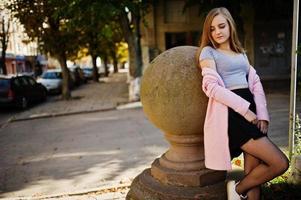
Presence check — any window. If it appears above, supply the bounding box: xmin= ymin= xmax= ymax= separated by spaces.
xmin=27 ymin=77 xmax=36 ymax=86
xmin=42 ymin=72 xmax=62 ymax=79
xmin=13 ymin=79 xmax=21 ymax=86
xmin=19 ymin=77 xmax=29 ymax=86
xmin=0 ymin=79 xmax=10 ymax=89
xmin=165 ymin=31 xmax=200 ymax=49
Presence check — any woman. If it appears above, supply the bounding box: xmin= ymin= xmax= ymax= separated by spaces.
xmin=196 ymin=7 xmax=289 ymax=200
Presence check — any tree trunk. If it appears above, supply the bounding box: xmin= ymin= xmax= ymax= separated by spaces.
xmin=119 ymin=9 xmax=143 ymax=101
xmin=91 ymin=54 xmax=99 ymax=82
xmin=113 ymin=58 xmax=118 ymax=73
xmin=58 ymin=54 xmax=71 ymax=100
xmin=121 ymin=61 xmax=125 ymax=69
xmin=1 ymin=17 xmax=8 ymax=75
xmin=103 ymin=55 xmax=109 ymax=77
xmin=133 ymin=9 xmax=143 ymax=78
xmin=0 ymin=55 xmax=7 ymax=75
xmin=128 ymin=42 xmax=136 ymax=77
xmin=111 ymin=50 xmax=118 ymax=73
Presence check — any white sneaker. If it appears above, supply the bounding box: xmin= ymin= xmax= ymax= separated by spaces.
xmin=227 ymin=180 xmax=248 ymax=200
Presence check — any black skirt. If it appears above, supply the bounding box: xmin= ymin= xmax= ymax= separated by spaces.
xmin=228 ymin=88 xmax=267 ymax=159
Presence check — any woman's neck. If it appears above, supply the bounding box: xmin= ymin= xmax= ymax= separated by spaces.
xmin=218 ymin=42 xmax=231 ymax=51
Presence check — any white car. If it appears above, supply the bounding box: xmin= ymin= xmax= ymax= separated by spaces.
xmin=37 ymin=69 xmax=63 ymax=94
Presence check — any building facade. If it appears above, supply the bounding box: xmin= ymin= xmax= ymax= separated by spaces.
xmin=0 ymin=7 xmax=46 ymax=76
xmin=141 ymin=0 xmax=294 ymax=85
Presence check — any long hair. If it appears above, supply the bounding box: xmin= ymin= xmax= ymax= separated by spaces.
xmin=195 ymin=7 xmax=244 ymax=67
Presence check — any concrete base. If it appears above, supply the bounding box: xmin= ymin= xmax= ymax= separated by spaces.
xmin=126 ymin=169 xmax=227 ymax=200
xmin=151 ymin=158 xmax=226 ymax=187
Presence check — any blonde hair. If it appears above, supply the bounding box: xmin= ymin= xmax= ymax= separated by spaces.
xmin=195 ymin=7 xmax=245 ymax=66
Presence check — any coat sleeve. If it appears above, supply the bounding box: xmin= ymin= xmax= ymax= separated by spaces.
xmin=249 ymin=68 xmax=270 ymax=122
xmin=202 ymin=72 xmax=250 ymax=117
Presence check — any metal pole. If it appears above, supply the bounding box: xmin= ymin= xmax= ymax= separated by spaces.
xmin=289 ymin=0 xmax=299 ymax=160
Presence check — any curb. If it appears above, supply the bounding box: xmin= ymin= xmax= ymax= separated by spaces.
xmin=9 ymin=106 xmax=117 ymax=123
xmin=1 ymin=101 xmax=143 ymax=126
xmin=116 ymin=101 xmax=142 ymax=110
xmin=2 ymin=183 xmax=131 ymax=200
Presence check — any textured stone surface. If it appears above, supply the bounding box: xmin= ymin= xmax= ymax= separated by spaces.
xmin=151 ymin=158 xmax=226 ymax=187
xmin=141 ymin=46 xmax=208 ymax=136
xmin=126 ymin=169 xmax=227 ymax=200
xmin=128 ymin=46 xmax=226 ymax=199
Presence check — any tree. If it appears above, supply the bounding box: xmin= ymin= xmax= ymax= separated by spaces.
xmin=67 ymin=0 xmax=124 ymax=81
xmin=108 ymin=0 xmax=151 ymax=101
xmin=0 ymin=2 xmax=11 ymax=75
xmin=99 ymin=21 xmax=124 ymax=76
xmin=8 ymin=0 xmax=81 ymax=99
xmin=67 ymin=0 xmax=106 ymax=82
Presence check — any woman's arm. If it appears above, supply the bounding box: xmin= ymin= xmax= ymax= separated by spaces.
xmin=199 ymin=49 xmax=257 ymax=123
xmin=249 ymin=66 xmax=269 ymax=133
xmin=202 ymin=71 xmax=256 ymax=122
xmin=249 ymin=66 xmax=269 ymax=122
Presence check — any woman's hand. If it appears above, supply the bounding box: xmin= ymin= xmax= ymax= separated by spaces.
xmin=257 ymin=120 xmax=269 ymax=134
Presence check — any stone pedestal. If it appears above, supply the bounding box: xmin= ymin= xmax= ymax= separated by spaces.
xmin=127 ymin=169 xmax=226 ymax=200
xmin=127 ymin=46 xmax=227 ymax=199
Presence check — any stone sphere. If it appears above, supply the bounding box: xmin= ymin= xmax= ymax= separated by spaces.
xmin=141 ymin=46 xmax=208 ymax=136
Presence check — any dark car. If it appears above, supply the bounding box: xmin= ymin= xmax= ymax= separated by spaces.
xmin=0 ymin=75 xmax=47 ymax=109
xmin=69 ymin=67 xmax=86 ymax=86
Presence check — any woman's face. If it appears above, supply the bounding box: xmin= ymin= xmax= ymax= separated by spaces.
xmin=210 ymin=14 xmax=230 ymax=45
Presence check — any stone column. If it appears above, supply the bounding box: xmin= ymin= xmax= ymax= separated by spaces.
xmin=127 ymin=46 xmax=227 ymax=200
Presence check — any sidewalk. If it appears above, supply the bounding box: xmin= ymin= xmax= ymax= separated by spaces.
xmin=8 ymin=71 xmax=130 ymax=123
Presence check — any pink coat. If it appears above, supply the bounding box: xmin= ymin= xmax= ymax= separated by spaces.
xmin=201 ymin=67 xmax=269 ymax=170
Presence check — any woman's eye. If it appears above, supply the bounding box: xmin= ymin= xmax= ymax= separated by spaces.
xmin=219 ymin=25 xmax=225 ymax=29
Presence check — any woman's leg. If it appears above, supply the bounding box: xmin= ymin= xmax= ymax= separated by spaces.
xmin=243 ymin=152 xmax=261 ymax=200
xmin=235 ymin=137 xmax=289 ymax=195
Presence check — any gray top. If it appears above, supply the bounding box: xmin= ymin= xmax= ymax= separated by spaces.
xmin=199 ymin=46 xmax=250 ymax=90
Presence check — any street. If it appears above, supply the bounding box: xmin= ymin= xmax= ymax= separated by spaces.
xmin=0 ymin=78 xmax=300 ymax=199
xmin=0 ymin=108 xmax=168 ymax=198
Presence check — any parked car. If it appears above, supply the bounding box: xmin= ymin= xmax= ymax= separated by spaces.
xmin=82 ymin=67 xmax=93 ymax=80
xmin=37 ymin=69 xmax=63 ymax=94
xmin=37 ymin=69 xmax=76 ymax=94
xmin=82 ymin=66 xmax=106 ymax=80
xmin=0 ymin=75 xmax=47 ymax=109
xmin=69 ymin=67 xmax=86 ymax=86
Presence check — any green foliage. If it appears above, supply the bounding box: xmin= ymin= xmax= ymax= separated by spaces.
xmin=7 ymin=0 xmax=85 ymax=99
xmin=8 ymin=0 xmax=81 ymax=59
xmin=8 ymin=0 xmax=151 ymax=79
xmin=66 ymin=0 xmax=124 ymax=60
